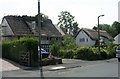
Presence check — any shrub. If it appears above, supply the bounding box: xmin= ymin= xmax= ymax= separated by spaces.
xmin=92 ymin=47 xmax=109 ymax=59
xmin=2 ymin=42 xmax=11 ymax=59
xmin=100 ymin=48 xmax=109 ymax=59
xmin=74 ymin=46 xmax=95 ymax=60
xmin=50 ymin=43 xmax=60 ymax=56
xmin=58 ymin=50 xmax=64 ymax=58
xmin=41 ymin=58 xmax=62 ymax=66
xmin=106 ymin=43 xmax=116 ymax=58
xmin=58 ymin=49 xmax=75 ymax=59
xmin=2 ymin=38 xmax=38 ymax=67
xmin=62 ymin=35 xmax=77 ymax=50
xmin=63 ymin=49 xmax=75 ymax=59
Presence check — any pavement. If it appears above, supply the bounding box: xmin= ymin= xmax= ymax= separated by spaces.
xmin=1 ymin=58 xmax=118 ymax=72
xmin=1 ymin=58 xmax=31 ymax=72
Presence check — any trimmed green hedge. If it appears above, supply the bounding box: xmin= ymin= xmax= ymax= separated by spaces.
xmin=57 ymin=45 xmax=116 ymax=60
xmin=59 ymin=49 xmax=75 ymax=59
xmin=74 ymin=47 xmax=96 ymax=60
xmin=2 ymin=38 xmax=38 ymax=67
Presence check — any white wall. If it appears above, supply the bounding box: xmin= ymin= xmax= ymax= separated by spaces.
xmin=114 ymin=34 xmax=120 ymax=44
xmin=75 ymin=30 xmax=96 ymax=46
xmin=1 ymin=18 xmax=14 ymax=35
xmin=1 ymin=18 xmax=14 ymax=40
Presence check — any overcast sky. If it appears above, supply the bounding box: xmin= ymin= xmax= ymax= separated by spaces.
xmin=0 ymin=0 xmax=119 ymax=29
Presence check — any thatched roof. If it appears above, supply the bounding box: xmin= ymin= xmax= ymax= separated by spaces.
xmin=76 ymin=28 xmax=113 ymax=40
xmin=3 ymin=15 xmax=62 ymax=37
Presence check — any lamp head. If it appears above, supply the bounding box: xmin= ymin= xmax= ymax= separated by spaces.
xmin=101 ymin=15 xmax=104 ymax=17
xmin=98 ymin=15 xmax=104 ymax=18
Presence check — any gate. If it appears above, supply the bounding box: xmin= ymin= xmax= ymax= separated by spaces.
xmin=19 ymin=51 xmax=30 ymax=66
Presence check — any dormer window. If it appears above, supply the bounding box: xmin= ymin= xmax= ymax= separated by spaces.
xmin=31 ymin=21 xmax=36 ymax=30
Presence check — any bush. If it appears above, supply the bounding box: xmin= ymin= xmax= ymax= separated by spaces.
xmin=58 ymin=49 xmax=75 ymax=59
xmin=62 ymin=35 xmax=77 ymax=50
xmin=64 ymin=49 xmax=75 ymax=59
xmin=74 ymin=46 xmax=111 ymax=60
xmin=100 ymin=48 xmax=109 ymax=59
xmin=50 ymin=43 xmax=60 ymax=56
xmin=74 ymin=46 xmax=95 ymax=60
xmin=58 ymin=50 xmax=64 ymax=58
xmin=41 ymin=58 xmax=62 ymax=66
xmin=2 ymin=42 xmax=11 ymax=59
xmin=92 ymin=47 xmax=110 ymax=59
xmin=2 ymin=38 xmax=38 ymax=67
xmin=106 ymin=43 xmax=116 ymax=58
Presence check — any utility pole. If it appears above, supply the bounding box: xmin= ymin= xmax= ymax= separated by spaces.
xmin=38 ymin=0 xmax=44 ymax=78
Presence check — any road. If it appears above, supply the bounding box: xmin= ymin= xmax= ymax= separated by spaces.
xmin=2 ymin=58 xmax=119 ymax=77
xmin=43 ymin=62 xmax=118 ymax=77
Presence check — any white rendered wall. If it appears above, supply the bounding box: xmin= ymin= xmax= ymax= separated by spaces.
xmin=75 ymin=30 xmax=96 ymax=47
xmin=1 ymin=18 xmax=14 ymax=35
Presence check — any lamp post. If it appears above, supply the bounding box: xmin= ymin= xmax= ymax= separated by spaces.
xmin=38 ymin=0 xmax=44 ymax=78
xmin=98 ymin=15 xmax=104 ymax=54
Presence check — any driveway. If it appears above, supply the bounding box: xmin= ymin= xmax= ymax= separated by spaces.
xmin=1 ymin=58 xmax=30 ymax=72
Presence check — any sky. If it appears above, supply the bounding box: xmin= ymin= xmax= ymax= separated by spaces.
xmin=0 ymin=0 xmax=119 ymax=29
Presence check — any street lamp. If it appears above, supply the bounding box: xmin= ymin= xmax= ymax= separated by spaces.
xmin=38 ymin=0 xmax=44 ymax=78
xmin=98 ymin=15 xmax=104 ymax=54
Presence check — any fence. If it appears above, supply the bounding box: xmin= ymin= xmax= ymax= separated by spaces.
xmin=41 ymin=44 xmax=52 ymax=52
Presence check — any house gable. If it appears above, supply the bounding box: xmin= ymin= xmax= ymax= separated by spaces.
xmin=114 ymin=33 xmax=120 ymax=44
xmin=75 ymin=28 xmax=113 ymax=46
xmin=1 ymin=18 xmax=14 ymax=35
xmin=75 ymin=30 xmax=96 ymax=46
xmin=5 ymin=16 xmax=32 ymax=35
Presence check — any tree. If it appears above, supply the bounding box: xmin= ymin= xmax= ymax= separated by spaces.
xmin=62 ymin=35 xmax=77 ymax=50
xmin=72 ymin=22 xmax=79 ymax=36
xmin=112 ymin=21 xmax=120 ymax=37
xmin=92 ymin=22 xmax=119 ymax=37
xmin=99 ymin=24 xmax=114 ymax=37
xmin=57 ymin=11 xmax=79 ymax=36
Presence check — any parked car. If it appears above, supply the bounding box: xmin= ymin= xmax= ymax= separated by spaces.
xmin=116 ymin=46 xmax=120 ymax=61
xmin=38 ymin=48 xmax=49 ymax=59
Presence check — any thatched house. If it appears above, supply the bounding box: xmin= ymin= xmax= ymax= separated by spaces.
xmin=1 ymin=15 xmax=63 ymax=52
xmin=75 ymin=28 xmax=113 ymax=47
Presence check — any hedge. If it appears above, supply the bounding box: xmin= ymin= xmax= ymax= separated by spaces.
xmin=74 ymin=47 xmax=95 ymax=60
xmin=2 ymin=38 xmax=38 ymax=67
xmin=57 ymin=46 xmax=116 ymax=60
xmin=59 ymin=49 xmax=75 ymax=59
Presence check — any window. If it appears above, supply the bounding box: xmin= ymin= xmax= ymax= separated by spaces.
xmin=79 ymin=38 xmax=85 ymax=42
xmin=86 ymin=38 xmax=88 ymax=42
xmin=32 ymin=21 xmax=36 ymax=30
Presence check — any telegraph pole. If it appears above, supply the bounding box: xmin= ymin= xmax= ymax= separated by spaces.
xmin=38 ymin=0 xmax=44 ymax=78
